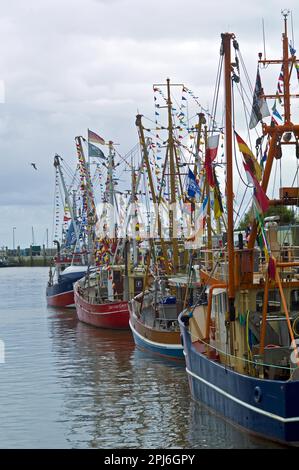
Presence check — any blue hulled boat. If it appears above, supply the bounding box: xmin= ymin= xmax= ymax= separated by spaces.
xmin=179 ymin=13 xmax=299 ymax=445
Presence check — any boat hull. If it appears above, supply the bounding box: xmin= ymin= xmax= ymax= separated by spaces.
xmin=74 ymin=286 xmax=129 ymax=329
xmin=179 ymin=314 xmax=299 ymax=444
xmin=46 ymin=270 xmax=86 ymax=308
xmin=129 ymin=310 xmax=184 ymax=360
xmin=46 ymin=288 xmax=74 ymax=308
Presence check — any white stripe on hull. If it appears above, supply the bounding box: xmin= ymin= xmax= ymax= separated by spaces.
xmin=186 ymin=366 xmax=299 ymax=423
xmin=129 ymin=320 xmax=183 ymax=350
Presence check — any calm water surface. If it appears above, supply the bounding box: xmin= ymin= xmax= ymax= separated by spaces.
xmin=0 ymin=267 xmax=284 ymax=448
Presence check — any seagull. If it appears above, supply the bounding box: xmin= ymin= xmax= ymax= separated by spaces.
xmin=30 ymin=163 xmax=37 ymax=170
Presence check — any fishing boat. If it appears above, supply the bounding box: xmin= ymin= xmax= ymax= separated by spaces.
xmin=46 ymin=154 xmax=88 ymax=307
xmin=179 ymin=12 xmax=299 ymax=445
xmin=74 ymin=134 xmax=146 ymax=329
xmin=47 ymin=260 xmax=88 ymax=308
xmin=75 ymin=264 xmax=144 ymax=329
xmin=129 ymin=80 xmax=208 ymax=359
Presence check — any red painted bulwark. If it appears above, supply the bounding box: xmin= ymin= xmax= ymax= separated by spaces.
xmin=74 ymin=286 xmax=129 ymax=329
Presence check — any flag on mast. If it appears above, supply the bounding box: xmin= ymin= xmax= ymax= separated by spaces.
xmin=235 ymin=132 xmax=262 ymax=181
xmin=204 ymin=134 xmax=219 ymax=187
xmin=88 ymin=142 xmax=106 ymax=159
xmin=88 ymin=129 xmax=105 ymax=145
xmin=235 ymin=132 xmax=269 ymax=213
xmin=186 ymin=168 xmax=201 ymax=201
xmin=249 ymin=67 xmax=270 ymax=129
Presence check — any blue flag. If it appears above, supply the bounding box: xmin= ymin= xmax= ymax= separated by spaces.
xmin=65 ymin=222 xmax=77 ymax=246
xmin=187 ymin=169 xmax=201 ymax=200
xmin=88 ymin=142 xmax=106 ymax=159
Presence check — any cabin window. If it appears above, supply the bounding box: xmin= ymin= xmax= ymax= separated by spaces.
xmin=256 ymin=290 xmax=281 ymax=313
xmin=213 ymin=293 xmax=226 ymax=316
xmin=291 ymin=290 xmax=299 ymax=311
xmin=219 ymin=293 xmax=227 ymax=314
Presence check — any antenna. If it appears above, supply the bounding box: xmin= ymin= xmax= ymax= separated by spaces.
xmin=291 ymin=10 xmax=295 ymax=52
xmin=262 ymin=18 xmax=267 ymax=61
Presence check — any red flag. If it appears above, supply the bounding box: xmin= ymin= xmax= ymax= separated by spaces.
xmin=206 ymin=134 xmax=219 ymax=161
xmin=88 ymin=129 xmax=105 ymax=145
xmin=243 ymin=162 xmax=269 ymax=213
xmin=204 ymin=134 xmax=219 ymax=187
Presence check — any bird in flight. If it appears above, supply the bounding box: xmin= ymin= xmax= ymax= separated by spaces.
xmin=30 ymin=163 xmax=37 ymax=170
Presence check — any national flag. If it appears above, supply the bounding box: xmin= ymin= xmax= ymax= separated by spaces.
xmin=204 ymin=134 xmax=219 ymax=187
xmin=186 ymin=168 xmax=201 ymax=200
xmin=249 ymin=68 xmax=270 ymax=129
xmin=235 ymin=132 xmax=262 ymax=181
xmin=206 ymin=134 xmax=219 ymax=161
xmin=88 ymin=129 xmax=105 ymax=145
xmin=88 ymin=142 xmax=106 ymax=159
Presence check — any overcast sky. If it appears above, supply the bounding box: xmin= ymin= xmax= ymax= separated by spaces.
xmin=0 ymin=0 xmax=298 ymax=248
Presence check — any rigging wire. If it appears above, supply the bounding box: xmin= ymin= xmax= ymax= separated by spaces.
xmin=209 ymin=54 xmax=223 ymax=133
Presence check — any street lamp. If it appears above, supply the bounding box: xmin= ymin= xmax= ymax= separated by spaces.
xmin=12 ymin=227 xmax=16 ymax=250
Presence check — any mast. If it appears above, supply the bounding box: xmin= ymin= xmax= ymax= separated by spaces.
xmin=204 ymin=124 xmax=213 ymax=268
xmin=131 ymin=164 xmax=138 ymax=266
xmin=166 ymin=78 xmax=179 ymax=271
xmin=282 ymin=12 xmax=291 ymax=124
xmin=107 ymin=140 xmax=115 ymax=207
xmin=222 ymin=32 xmax=235 ymax=320
xmin=135 ymin=114 xmax=171 ymax=274
xmin=247 ymin=11 xmax=299 ymax=249
xmin=75 ymin=136 xmax=96 ymax=264
xmin=54 ymin=154 xmax=81 ymax=249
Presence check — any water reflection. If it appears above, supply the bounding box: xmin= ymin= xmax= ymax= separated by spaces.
xmin=48 ymin=308 xmax=283 ymax=448
xmin=48 ymin=311 xmax=189 ymax=448
xmin=187 ymin=400 xmax=286 ymax=449
xmin=0 ymin=267 xmax=284 ymax=448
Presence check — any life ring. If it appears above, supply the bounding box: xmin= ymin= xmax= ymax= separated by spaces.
xmin=292 ymin=316 xmax=299 ymax=337
xmin=254 ymin=386 xmax=262 ymax=403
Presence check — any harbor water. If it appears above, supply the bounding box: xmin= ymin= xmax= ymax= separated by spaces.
xmin=0 ymin=267 xmax=284 ymax=448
